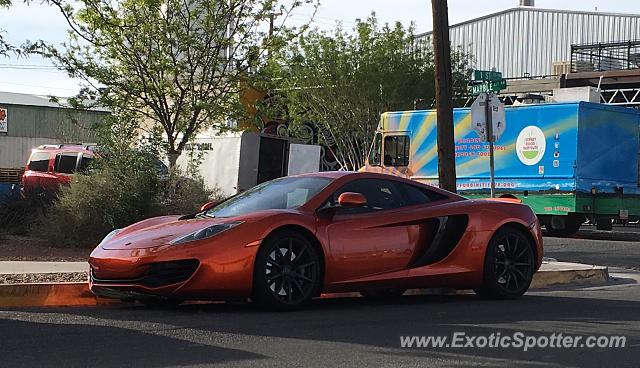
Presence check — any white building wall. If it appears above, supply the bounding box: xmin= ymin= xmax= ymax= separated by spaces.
xmin=0 ymin=136 xmax=63 ymax=168
xmin=415 ymin=7 xmax=640 ymax=78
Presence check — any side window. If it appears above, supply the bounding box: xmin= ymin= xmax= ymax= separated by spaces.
xmin=383 ymin=135 xmax=410 ymax=167
xmin=77 ymin=154 xmax=94 ymax=173
xmin=396 ymin=182 xmax=448 ymax=205
xmin=369 ymin=133 xmax=382 ymax=166
xmin=325 ymin=179 xmax=406 ymax=213
xmin=54 ymin=152 xmax=80 ymax=174
xmin=27 ymin=152 xmax=51 ymax=172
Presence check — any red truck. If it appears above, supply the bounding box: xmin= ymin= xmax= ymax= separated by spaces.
xmin=21 ymin=144 xmax=96 ymax=197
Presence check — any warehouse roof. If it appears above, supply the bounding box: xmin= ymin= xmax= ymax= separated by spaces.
xmin=0 ymin=91 xmax=110 ymax=112
xmin=415 ymin=6 xmax=640 ymax=38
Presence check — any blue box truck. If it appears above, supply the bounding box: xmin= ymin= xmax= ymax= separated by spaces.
xmin=362 ymin=102 xmax=640 ymax=236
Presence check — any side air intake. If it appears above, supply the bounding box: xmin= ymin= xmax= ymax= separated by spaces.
xmin=411 ymin=215 xmax=469 ymax=268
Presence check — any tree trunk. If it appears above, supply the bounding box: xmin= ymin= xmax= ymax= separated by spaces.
xmin=167 ymin=150 xmax=181 ymax=170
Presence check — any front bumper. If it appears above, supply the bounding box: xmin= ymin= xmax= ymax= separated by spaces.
xmin=90 ymin=259 xmax=199 ymax=288
xmin=89 ymin=259 xmax=200 ymax=300
xmin=89 ymin=240 xmax=259 ymax=301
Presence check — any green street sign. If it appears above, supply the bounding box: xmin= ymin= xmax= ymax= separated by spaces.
xmin=469 ymin=79 xmax=507 ymax=94
xmin=474 ymin=70 xmax=502 ymax=81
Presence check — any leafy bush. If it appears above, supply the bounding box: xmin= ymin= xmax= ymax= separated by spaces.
xmin=33 ymin=154 xmax=158 ymax=247
xmin=154 ymin=175 xmax=222 ymax=216
xmin=33 ymin=153 xmax=221 ymax=248
xmin=0 ymin=191 xmax=52 ymax=235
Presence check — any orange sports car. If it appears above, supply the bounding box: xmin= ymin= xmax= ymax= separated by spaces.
xmin=89 ymin=171 xmax=543 ymax=310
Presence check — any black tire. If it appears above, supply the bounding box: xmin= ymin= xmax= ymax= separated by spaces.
xmin=138 ymin=298 xmax=183 ymax=308
xmin=360 ymin=289 xmax=407 ymax=298
xmin=474 ymin=227 xmax=535 ymax=300
xmin=544 ymin=215 xmax=582 ymax=237
xmin=252 ymin=230 xmax=322 ymax=311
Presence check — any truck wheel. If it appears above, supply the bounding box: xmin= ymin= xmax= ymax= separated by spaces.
xmin=544 ymin=215 xmax=582 ymax=237
xmin=595 ymin=217 xmax=613 ymax=231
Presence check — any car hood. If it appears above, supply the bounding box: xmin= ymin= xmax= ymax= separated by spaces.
xmin=101 ymin=215 xmax=239 ymax=250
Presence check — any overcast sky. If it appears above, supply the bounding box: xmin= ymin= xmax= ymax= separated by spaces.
xmin=1 ymin=0 xmax=640 ymax=96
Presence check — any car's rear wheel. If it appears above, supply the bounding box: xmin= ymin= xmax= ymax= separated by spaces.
xmin=252 ymin=230 xmax=322 ymax=310
xmin=475 ymin=227 xmax=535 ymax=299
xmin=360 ymin=289 xmax=407 ymax=298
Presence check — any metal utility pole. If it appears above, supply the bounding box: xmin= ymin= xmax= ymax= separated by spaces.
xmin=431 ymin=0 xmax=457 ymax=193
xmin=268 ymin=12 xmax=283 ymax=38
xmin=484 ymin=92 xmax=496 ymax=198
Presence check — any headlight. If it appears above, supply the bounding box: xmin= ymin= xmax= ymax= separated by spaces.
xmin=170 ymin=221 xmax=243 ymax=245
xmin=99 ymin=228 xmax=122 ymax=247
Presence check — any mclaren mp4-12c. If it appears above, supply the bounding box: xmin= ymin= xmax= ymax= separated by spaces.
xmin=89 ymin=171 xmax=543 ymax=309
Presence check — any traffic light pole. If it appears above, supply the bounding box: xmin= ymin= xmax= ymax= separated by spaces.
xmin=431 ymin=0 xmax=457 ymax=193
xmin=485 ymin=92 xmax=496 ymax=198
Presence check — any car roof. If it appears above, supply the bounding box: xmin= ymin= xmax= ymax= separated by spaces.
xmin=31 ymin=144 xmax=96 ymax=156
xmin=294 ymin=170 xmax=465 ymax=201
xmin=293 ymin=171 xmax=354 ymax=179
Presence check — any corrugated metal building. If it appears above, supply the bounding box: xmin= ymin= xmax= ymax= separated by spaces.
xmin=0 ymin=92 xmax=109 ymax=169
xmin=415 ymin=4 xmax=640 ymax=78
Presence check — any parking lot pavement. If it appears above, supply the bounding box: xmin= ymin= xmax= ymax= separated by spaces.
xmin=1 ymin=279 xmax=639 ymax=368
xmin=543 ymin=226 xmax=640 ymax=270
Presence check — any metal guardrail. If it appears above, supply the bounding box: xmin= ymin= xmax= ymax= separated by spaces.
xmin=571 ymin=40 xmax=640 ymax=73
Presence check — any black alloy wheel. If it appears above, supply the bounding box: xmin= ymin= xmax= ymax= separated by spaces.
xmin=475 ymin=227 xmax=535 ymax=299
xmin=253 ymin=230 xmax=321 ymax=310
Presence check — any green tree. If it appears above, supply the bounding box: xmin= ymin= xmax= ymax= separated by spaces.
xmin=0 ymin=0 xmax=16 ymax=56
xmin=258 ymin=14 xmax=472 ymax=170
xmin=35 ymin=0 xmax=314 ymax=167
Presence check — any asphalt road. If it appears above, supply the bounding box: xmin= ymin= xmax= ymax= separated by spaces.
xmin=1 ymin=276 xmax=639 ymax=368
xmin=544 ymin=225 xmax=640 ymax=269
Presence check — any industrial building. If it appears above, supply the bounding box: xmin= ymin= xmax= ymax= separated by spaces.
xmin=0 ymin=91 xmax=109 ymax=171
xmin=415 ymin=1 xmax=640 ymax=79
xmin=415 ymin=1 xmax=640 ymax=109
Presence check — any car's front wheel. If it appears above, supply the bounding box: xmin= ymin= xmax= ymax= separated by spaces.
xmin=474 ymin=227 xmax=535 ymax=299
xmin=252 ymin=230 xmax=322 ymax=310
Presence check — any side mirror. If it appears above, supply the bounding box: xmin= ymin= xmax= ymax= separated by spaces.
xmin=200 ymin=201 xmax=220 ymax=212
xmin=338 ymin=192 xmax=367 ymax=207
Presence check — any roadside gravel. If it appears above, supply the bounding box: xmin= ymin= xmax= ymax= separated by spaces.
xmin=0 ymin=272 xmax=87 ymax=284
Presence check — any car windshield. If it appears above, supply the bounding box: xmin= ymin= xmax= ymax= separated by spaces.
xmin=206 ymin=176 xmax=332 ymax=218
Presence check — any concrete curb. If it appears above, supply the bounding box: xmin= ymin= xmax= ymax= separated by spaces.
xmin=0 ymin=282 xmax=115 ymax=308
xmin=0 ymin=262 xmax=610 ymax=308
xmin=530 ymin=262 xmax=609 ymax=289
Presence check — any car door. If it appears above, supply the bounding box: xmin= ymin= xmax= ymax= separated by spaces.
xmin=53 ymin=152 xmax=80 ymax=186
xmin=317 ymin=179 xmax=423 ymax=286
